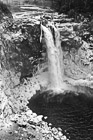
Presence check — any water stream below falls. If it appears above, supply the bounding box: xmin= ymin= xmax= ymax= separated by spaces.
xmin=28 ymin=92 xmax=93 ymax=140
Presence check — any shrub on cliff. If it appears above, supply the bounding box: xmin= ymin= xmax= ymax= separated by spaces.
xmin=0 ymin=1 xmax=12 ymax=22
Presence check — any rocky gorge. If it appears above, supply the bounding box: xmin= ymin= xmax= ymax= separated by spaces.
xmin=0 ymin=2 xmax=93 ymax=140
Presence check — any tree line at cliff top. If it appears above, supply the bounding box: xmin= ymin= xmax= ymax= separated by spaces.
xmin=0 ymin=1 xmax=12 ymax=19
xmin=51 ymin=0 xmax=93 ymax=16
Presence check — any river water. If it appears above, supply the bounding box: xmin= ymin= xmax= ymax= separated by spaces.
xmin=28 ymin=92 xmax=93 ymax=140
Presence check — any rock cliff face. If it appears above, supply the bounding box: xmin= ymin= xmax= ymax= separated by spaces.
xmin=0 ymin=5 xmax=44 ymax=116
xmin=1 ymin=4 xmax=93 ymax=118
xmin=7 ymin=11 xmax=93 ymax=96
xmin=63 ymin=34 xmax=93 ymax=80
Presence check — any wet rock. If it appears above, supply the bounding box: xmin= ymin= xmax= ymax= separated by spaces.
xmin=36 ymin=115 xmax=43 ymax=122
xmin=44 ymin=116 xmax=48 ymax=119
xmin=58 ymin=131 xmax=63 ymax=137
xmin=49 ymin=123 xmax=52 ymax=126
xmin=26 ymin=110 xmax=33 ymax=117
xmin=41 ymin=129 xmax=50 ymax=134
xmin=58 ymin=127 xmax=62 ymax=131
xmin=32 ymin=113 xmax=37 ymax=118
xmin=61 ymin=135 xmax=67 ymax=140
xmin=52 ymin=127 xmax=58 ymax=135
xmin=17 ymin=120 xmax=27 ymax=126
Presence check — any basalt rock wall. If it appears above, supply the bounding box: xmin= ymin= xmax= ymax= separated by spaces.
xmin=63 ymin=40 xmax=93 ymax=80
xmin=60 ymin=27 xmax=93 ymax=81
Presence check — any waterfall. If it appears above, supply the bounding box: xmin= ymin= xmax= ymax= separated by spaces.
xmin=41 ymin=24 xmax=65 ymax=94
